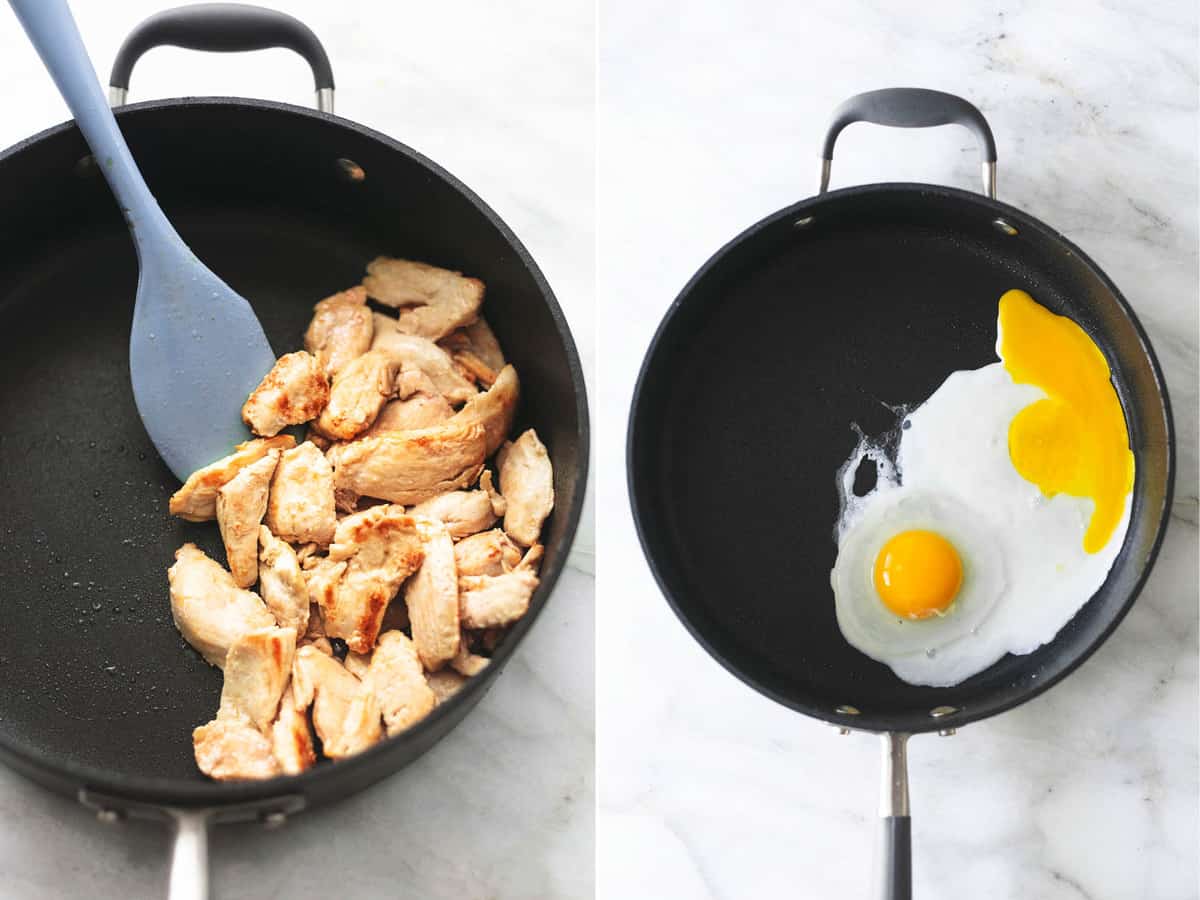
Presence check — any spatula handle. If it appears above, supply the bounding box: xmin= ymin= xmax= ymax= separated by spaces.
xmin=8 ymin=0 xmax=178 ymax=253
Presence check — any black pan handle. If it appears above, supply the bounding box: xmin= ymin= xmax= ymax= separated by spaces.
xmin=820 ymin=88 xmax=997 ymax=199
xmin=874 ymin=732 xmax=912 ymax=900
xmin=108 ymin=3 xmax=334 ymax=113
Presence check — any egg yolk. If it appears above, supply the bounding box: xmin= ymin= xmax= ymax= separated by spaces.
xmin=873 ymin=529 xmax=963 ymax=619
xmin=997 ymin=290 xmax=1135 ymax=554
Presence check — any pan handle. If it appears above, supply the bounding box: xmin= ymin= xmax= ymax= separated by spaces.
xmin=167 ymin=809 xmax=210 ymax=900
xmin=874 ymin=732 xmax=912 ymax=900
xmin=108 ymin=3 xmax=335 ymax=113
xmin=819 ymin=88 xmax=997 ymax=199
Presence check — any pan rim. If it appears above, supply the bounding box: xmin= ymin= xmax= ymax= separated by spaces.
xmin=0 ymin=96 xmax=591 ymax=807
xmin=627 ymin=181 xmax=1175 ymax=735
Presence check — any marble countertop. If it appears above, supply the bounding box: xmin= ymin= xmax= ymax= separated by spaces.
xmin=0 ymin=1 xmax=594 ymax=897
xmin=597 ymin=2 xmax=1197 ymax=899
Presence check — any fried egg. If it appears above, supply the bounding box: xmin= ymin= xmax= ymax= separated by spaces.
xmin=831 ymin=290 xmax=1134 ymax=687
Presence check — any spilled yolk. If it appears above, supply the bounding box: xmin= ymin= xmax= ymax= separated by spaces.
xmin=998 ymin=290 xmax=1135 ymax=554
xmin=873 ymin=529 xmax=963 ymax=619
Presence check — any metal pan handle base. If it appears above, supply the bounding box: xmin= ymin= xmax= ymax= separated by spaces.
xmin=875 ymin=732 xmax=912 ymax=900
xmin=168 ymin=809 xmax=210 ymax=900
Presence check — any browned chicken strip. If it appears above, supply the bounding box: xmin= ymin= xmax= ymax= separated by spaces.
xmin=304 ymin=285 xmax=374 ymax=378
xmin=168 ymin=544 xmax=275 ymax=668
xmin=450 ymin=364 xmax=519 ymax=456
xmin=497 ymin=428 xmax=555 ymax=546
xmin=450 ymin=644 xmax=490 ymax=677
xmin=193 ymin=710 xmax=281 ymax=781
xmin=459 ymin=544 xmax=543 ymax=629
xmin=425 ymin=668 xmax=468 ymax=704
xmin=409 ymin=489 xmax=497 ymax=539
xmin=169 ymin=435 xmax=295 ymax=522
xmin=362 ymin=257 xmax=484 ymax=341
xmin=271 ymin=681 xmax=316 ymax=775
xmin=405 ymin=518 xmax=460 ymax=670
xmin=266 ymin=441 xmax=337 ymax=545
xmin=452 ymin=316 xmax=506 ymax=372
xmin=454 ymin=528 xmax=523 ymax=577
xmin=362 ymin=631 xmax=437 ymax=736
xmin=216 ymin=451 xmax=279 ymax=588
xmin=480 ymin=469 xmax=507 ymax=517
xmin=242 ymin=351 xmax=330 ymax=437
xmin=292 ymin=645 xmax=382 ymax=759
xmin=371 ymin=315 xmax=478 ymax=405
xmin=367 ymin=393 xmax=454 ymax=436
xmin=322 ymin=506 xmax=425 ymax=653
xmin=219 ymin=626 xmax=296 ymax=732
xmin=257 ymin=526 xmax=310 ymax=637
xmin=314 ymin=349 xmax=398 ymax=441
xmin=328 ymin=420 xmax=487 ymax=507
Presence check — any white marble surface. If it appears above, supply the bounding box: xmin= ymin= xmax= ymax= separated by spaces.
xmin=0 ymin=1 xmax=594 ymax=897
xmin=597 ymin=2 xmax=1197 ymax=898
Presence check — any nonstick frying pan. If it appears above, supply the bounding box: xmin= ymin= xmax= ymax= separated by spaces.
xmin=628 ymin=88 xmax=1173 ymax=899
xmin=0 ymin=5 xmax=587 ymax=897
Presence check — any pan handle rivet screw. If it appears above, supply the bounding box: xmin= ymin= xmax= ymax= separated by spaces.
xmin=261 ymin=811 xmax=288 ymax=830
xmin=929 ymin=705 xmax=958 ymax=718
xmin=793 ymin=216 xmax=815 ymax=228
xmin=834 ymin=726 xmax=851 ymax=735
xmin=938 ymin=728 xmax=957 ymax=737
xmin=96 ymin=808 xmax=122 ymax=825
xmin=336 ymin=158 xmax=366 ymax=183
xmin=992 ymin=218 xmax=1018 ymax=236
xmin=835 ymin=705 xmax=861 ymax=715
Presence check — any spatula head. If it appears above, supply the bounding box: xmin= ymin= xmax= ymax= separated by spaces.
xmin=129 ymin=247 xmax=277 ymax=481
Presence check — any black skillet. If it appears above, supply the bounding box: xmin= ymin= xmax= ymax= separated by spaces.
xmin=0 ymin=5 xmax=587 ymax=897
xmin=628 ymin=89 xmax=1173 ymax=899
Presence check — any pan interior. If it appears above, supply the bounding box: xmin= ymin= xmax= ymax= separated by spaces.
xmin=0 ymin=102 xmax=584 ymax=793
xmin=630 ymin=187 xmax=1171 ymax=733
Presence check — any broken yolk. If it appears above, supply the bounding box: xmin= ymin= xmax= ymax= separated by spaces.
xmin=998 ymin=290 xmax=1135 ymax=554
xmin=873 ymin=529 xmax=963 ymax=620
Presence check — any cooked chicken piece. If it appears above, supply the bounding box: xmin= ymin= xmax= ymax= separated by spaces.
xmin=450 ymin=364 xmax=519 ymax=456
xmin=404 ymin=518 xmax=460 ymax=670
xmin=322 ymin=506 xmax=425 ymax=653
xmin=314 ymin=349 xmax=398 ymax=441
xmin=271 ymin=681 xmax=316 ymax=775
xmin=242 ymin=351 xmax=330 ymax=437
xmin=215 ymin=452 xmax=279 ymax=588
xmin=497 ymin=429 xmax=555 ymax=546
xmin=450 ymin=644 xmax=490 ymax=677
xmin=459 ymin=544 xmax=543 ymax=629
xmin=452 ymin=350 xmax=497 ymax=387
xmin=304 ymin=285 xmax=374 ymax=378
xmin=409 ymin=490 xmax=497 ymax=539
xmin=295 ymin=543 xmax=322 ymax=567
xmin=168 ymin=544 xmax=275 ymax=668
xmin=169 ymin=436 xmax=295 ymax=522
xmin=219 ymin=626 xmax=296 ymax=732
xmin=257 ymin=527 xmax=310 ymax=637
xmin=370 ymin=315 xmax=478 ymax=405
xmin=266 ymin=442 xmax=337 ymax=545
xmin=362 ymin=631 xmax=436 ymax=736
xmin=426 ymin=668 xmax=468 ymax=704
xmin=367 ymin=392 xmax=455 ymax=436
xmin=193 ymin=709 xmax=280 ymax=781
xmin=292 ymin=645 xmax=382 ymax=758
xmin=480 ymin=469 xmax=507 ymax=517
xmin=362 ymin=257 xmax=484 ymax=341
xmin=343 ymin=649 xmax=372 ymax=679
xmin=460 ymin=316 xmax=506 ymax=371
xmin=454 ymin=528 xmax=523 ymax=577
xmin=303 ymin=559 xmax=345 ymax=623
xmin=328 ymin=420 xmax=486 ymax=507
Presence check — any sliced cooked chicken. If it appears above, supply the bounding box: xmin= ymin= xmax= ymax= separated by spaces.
xmin=343 ymin=649 xmax=372 ymax=679
xmin=457 ymin=316 xmax=506 ymax=371
xmin=292 ymin=645 xmax=382 ymax=758
xmin=452 ymin=350 xmax=497 ymax=387
xmin=216 ymin=452 xmax=279 ymax=588
xmin=450 ymin=644 xmax=490 ymax=677
xmin=241 ymin=351 xmax=330 ymax=437
xmin=271 ymin=681 xmax=316 ymax=775
xmin=450 ymin=364 xmax=519 ymax=456
xmin=497 ymin=429 xmax=555 ymax=546
xmin=454 ymin=528 xmax=523 ymax=577
xmin=322 ymin=506 xmax=425 ymax=653
xmin=362 ymin=631 xmax=436 ymax=736
xmin=168 ymin=544 xmax=275 ymax=668
xmin=304 ymin=285 xmax=374 ymax=378
xmin=314 ymin=349 xmax=398 ymax=441
xmin=362 ymin=257 xmax=484 ymax=341
xmin=328 ymin=420 xmax=486 ymax=507
xmin=409 ymin=490 xmax=497 ymax=539
xmin=266 ymin=441 xmax=337 ymax=545
xmin=404 ymin=518 xmax=460 ymax=670
xmin=303 ymin=559 xmax=345 ymax=623
xmin=257 ymin=527 xmax=310 ymax=636
xmin=367 ymin=392 xmax=455 ymax=436
xmin=193 ymin=710 xmax=280 ymax=781
xmin=459 ymin=544 xmax=543 ymax=629
xmin=480 ymin=469 xmax=506 ymax=517
xmin=219 ymin=626 xmax=296 ymax=732
xmin=426 ymin=668 xmax=468 ymax=704
xmin=169 ymin=436 xmax=295 ymax=522
xmin=370 ymin=316 xmax=478 ymax=405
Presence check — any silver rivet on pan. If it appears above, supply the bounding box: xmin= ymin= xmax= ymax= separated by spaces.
xmin=833 ymin=726 xmax=851 ymax=735
xmin=793 ymin=216 xmax=815 ymax=228
xmin=929 ymin=705 xmax=958 ymax=718
xmin=96 ymin=808 xmax=122 ymax=825
xmin=261 ymin=811 xmax=288 ymax=829
xmin=836 ymin=705 xmax=861 ymax=715
xmin=336 ymin=158 xmax=366 ymax=183
xmin=938 ymin=728 xmax=957 ymax=737
xmin=992 ymin=218 xmax=1018 ymax=236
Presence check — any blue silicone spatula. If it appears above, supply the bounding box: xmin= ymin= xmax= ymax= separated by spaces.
xmin=9 ymin=0 xmax=277 ymax=481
